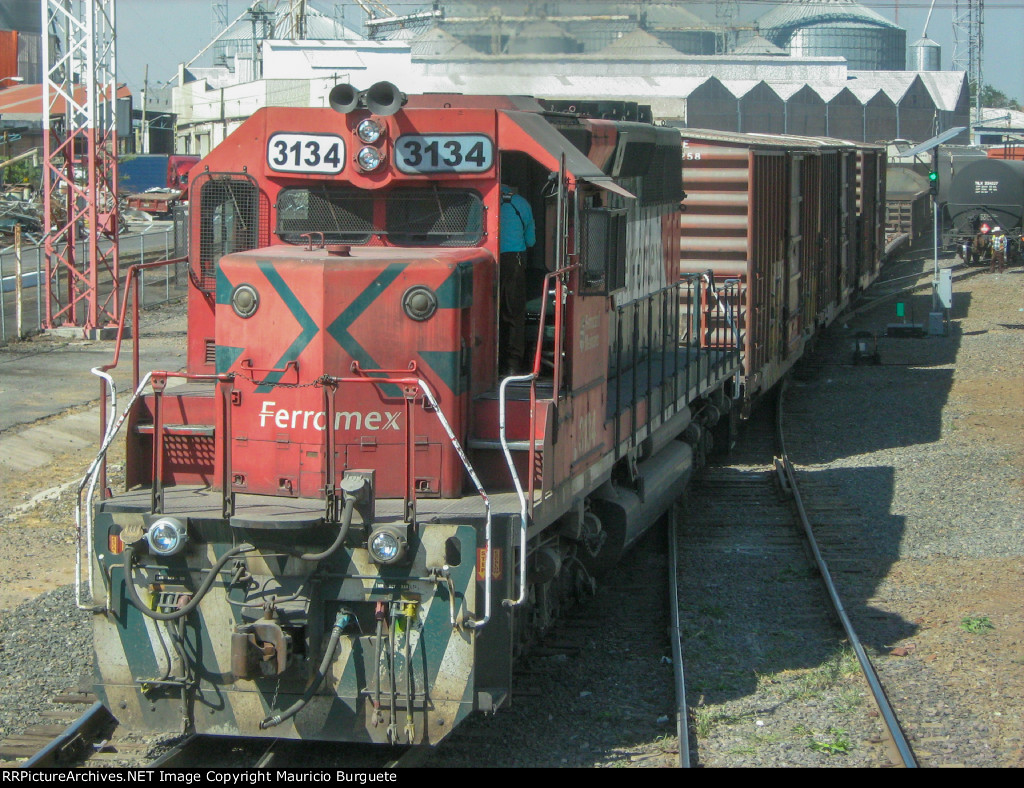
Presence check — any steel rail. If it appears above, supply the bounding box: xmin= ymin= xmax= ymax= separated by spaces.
xmin=667 ymin=504 xmax=691 ymax=768
xmin=774 ymin=392 xmax=919 ymax=769
xmin=20 ymin=702 xmax=116 ymax=768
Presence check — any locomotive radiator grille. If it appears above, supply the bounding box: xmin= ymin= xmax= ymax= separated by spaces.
xmin=194 ymin=175 xmax=261 ymax=293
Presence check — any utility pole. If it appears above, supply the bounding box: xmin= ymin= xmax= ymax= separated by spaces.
xmin=140 ymin=64 xmax=148 ymax=154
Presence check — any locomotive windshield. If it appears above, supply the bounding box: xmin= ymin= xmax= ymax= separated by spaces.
xmin=276 ymin=186 xmax=483 ymax=247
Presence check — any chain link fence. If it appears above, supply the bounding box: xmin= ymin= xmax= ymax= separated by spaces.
xmin=1 ymin=212 xmax=190 ymax=345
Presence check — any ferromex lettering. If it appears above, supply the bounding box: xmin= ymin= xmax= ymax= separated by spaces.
xmin=258 ymin=401 xmax=401 ymax=432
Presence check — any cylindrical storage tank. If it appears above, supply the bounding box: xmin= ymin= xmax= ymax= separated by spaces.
xmin=909 ymin=36 xmax=941 ymax=70
xmin=786 ymin=22 xmax=905 ymax=69
xmin=758 ymin=1 xmax=907 ymax=71
xmin=644 ymin=2 xmax=719 ymax=55
xmin=946 ymin=159 xmax=1024 ymax=234
xmin=506 ymin=21 xmax=582 ymax=55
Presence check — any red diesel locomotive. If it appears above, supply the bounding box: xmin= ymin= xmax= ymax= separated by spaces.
xmin=78 ymin=84 xmax=740 ymax=744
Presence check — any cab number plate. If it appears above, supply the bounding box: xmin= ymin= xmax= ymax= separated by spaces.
xmin=267 ymin=133 xmax=345 ymax=174
xmin=396 ymin=134 xmax=494 ymax=174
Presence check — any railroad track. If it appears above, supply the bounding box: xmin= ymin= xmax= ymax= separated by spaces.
xmin=675 ymin=386 xmax=918 ymax=767
xmin=5 ymin=699 xmax=429 ymax=769
xmin=426 ymin=512 xmax=688 ymax=767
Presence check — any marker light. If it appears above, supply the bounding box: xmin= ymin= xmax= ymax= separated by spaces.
xmin=356 ymin=118 xmax=384 ymax=144
xmin=231 ymin=284 xmax=259 ymax=318
xmin=356 ymin=146 xmax=383 ymax=171
xmin=402 ymin=285 xmax=438 ymax=321
xmin=368 ymin=525 xmax=406 ymax=565
xmin=146 ymin=517 xmax=188 ymax=556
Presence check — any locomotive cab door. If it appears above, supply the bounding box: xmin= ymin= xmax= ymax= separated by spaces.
xmin=499 ymin=151 xmax=558 ymax=381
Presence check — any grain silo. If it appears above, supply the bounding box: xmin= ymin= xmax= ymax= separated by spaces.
xmin=757 ymin=0 xmax=906 ymax=71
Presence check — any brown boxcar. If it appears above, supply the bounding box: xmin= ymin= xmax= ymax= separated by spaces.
xmin=677 ymin=129 xmax=884 ymax=414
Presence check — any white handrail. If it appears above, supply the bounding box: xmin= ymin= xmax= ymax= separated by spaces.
xmin=74 ymin=370 xmax=153 ymax=611
xmin=498 ymin=372 xmax=535 ymax=609
xmin=411 ymin=377 xmax=493 ymax=629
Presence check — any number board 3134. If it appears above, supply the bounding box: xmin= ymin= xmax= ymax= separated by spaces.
xmin=267 ymin=132 xmax=345 ymax=175
xmin=396 ymin=134 xmax=493 ymax=174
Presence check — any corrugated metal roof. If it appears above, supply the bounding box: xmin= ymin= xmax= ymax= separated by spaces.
xmin=719 ymin=80 xmax=761 ymax=99
xmin=771 ymin=82 xmax=812 ymax=100
xmin=638 ymin=3 xmax=714 ymax=29
xmin=809 ymin=83 xmax=851 ymax=102
xmin=848 ymin=70 xmax=915 ymax=102
xmin=733 ymin=35 xmax=788 ymax=56
xmin=409 ymin=27 xmax=481 ymax=58
xmin=214 ymin=4 xmax=362 ymax=45
xmin=757 ymin=1 xmax=901 ymax=32
xmin=913 ymin=71 xmax=969 ymax=111
xmin=848 ymin=84 xmax=882 ymax=102
xmin=511 ymin=21 xmax=579 ymax=42
xmin=978 ymin=106 xmax=1024 ymax=127
xmin=599 ymin=29 xmax=680 ymax=58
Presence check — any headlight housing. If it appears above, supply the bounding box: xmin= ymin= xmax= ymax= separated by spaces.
xmin=231 ymin=283 xmax=259 ymax=318
xmin=356 ymin=146 xmax=383 ymax=172
xmin=402 ymin=285 xmax=438 ymax=322
xmin=356 ymin=118 xmax=384 ymax=144
xmin=367 ymin=525 xmax=407 ymax=565
xmin=146 ymin=517 xmax=188 ymax=556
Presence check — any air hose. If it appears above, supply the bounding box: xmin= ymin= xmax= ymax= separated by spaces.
xmin=124 ymin=488 xmax=359 ymax=621
xmin=123 ymin=542 xmax=255 ymax=622
xmin=259 ymin=610 xmax=354 ymax=729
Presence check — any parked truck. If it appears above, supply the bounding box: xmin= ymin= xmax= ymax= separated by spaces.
xmin=118 ymin=153 xmax=200 ymax=216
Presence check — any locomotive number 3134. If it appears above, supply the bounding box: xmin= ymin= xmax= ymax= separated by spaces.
xmin=267 ymin=132 xmax=345 ymax=175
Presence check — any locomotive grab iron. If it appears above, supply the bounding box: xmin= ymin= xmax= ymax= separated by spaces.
xmin=76 ymin=82 xmax=881 ymax=746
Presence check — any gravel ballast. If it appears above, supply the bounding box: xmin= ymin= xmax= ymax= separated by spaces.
xmin=0 ymin=246 xmax=1020 ymax=767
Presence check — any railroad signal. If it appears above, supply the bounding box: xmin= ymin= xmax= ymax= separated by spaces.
xmin=928 ymin=170 xmax=939 ymax=195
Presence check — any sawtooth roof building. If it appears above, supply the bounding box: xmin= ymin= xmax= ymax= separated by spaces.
xmin=169 ymin=1 xmax=970 ymax=156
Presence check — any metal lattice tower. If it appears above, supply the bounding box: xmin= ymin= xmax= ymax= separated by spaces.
xmin=952 ymin=0 xmax=984 ymax=127
xmin=41 ymin=0 xmax=121 ymax=334
xmin=212 ymin=0 xmax=229 ymax=65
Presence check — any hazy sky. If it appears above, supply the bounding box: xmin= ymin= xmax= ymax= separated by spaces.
xmin=115 ymin=1 xmax=1024 ymax=102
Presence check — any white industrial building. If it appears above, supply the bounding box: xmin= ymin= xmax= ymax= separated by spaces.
xmin=170 ymin=2 xmax=970 ymax=156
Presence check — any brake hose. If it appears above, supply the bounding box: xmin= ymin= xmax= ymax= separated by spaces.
xmin=123 ymin=542 xmax=254 ymax=621
xmin=260 ymin=610 xmax=353 ymax=729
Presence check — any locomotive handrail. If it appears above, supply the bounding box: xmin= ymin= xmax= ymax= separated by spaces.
xmin=95 ymin=256 xmax=187 ymax=491
xmin=499 ymin=262 xmax=577 ymax=609
xmin=329 ymin=368 xmax=495 ymax=628
xmin=76 ymin=369 xmax=233 ymax=611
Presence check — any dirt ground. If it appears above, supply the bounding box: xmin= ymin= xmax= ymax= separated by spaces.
xmin=0 ymin=421 xmax=125 ymax=611
xmin=0 ymin=256 xmax=1020 ymax=767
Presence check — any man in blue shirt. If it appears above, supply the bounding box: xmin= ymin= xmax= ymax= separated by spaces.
xmin=499 ymin=183 xmax=536 ymax=375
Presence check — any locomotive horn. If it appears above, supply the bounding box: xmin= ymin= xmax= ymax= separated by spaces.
xmin=365 ymin=81 xmax=407 ymax=117
xmin=329 ymin=83 xmax=363 ymax=115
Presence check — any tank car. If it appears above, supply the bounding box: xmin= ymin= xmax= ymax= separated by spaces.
xmin=77 ymin=84 xmax=741 ymax=745
xmin=944 ymin=157 xmax=1024 ymax=264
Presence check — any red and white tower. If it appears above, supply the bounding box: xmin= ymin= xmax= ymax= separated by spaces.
xmin=41 ymin=0 xmax=120 ymax=334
